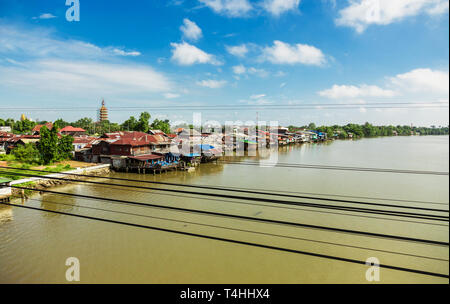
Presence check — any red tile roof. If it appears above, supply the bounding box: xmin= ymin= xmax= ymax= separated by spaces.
xmin=60 ymin=126 xmax=86 ymax=132
xmin=32 ymin=122 xmax=53 ymax=133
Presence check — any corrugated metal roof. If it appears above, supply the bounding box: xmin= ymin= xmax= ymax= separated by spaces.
xmin=128 ymin=154 xmax=164 ymax=161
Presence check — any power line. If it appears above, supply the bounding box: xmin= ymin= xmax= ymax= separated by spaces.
xmin=2 ymin=165 xmax=446 ymax=206
xmin=82 ymin=182 xmax=449 ymax=227
xmin=1 ymin=167 xmax=448 ymax=213
xmin=0 ymin=101 xmax=448 ymax=111
xmin=178 ymin=184 xmax=449 ymax=206
xmin=1 ymin=201 xmax=447 ymax=279
xmin=25 ymin=197 xmax=449 ymax=262
xmin=219 ymin=161 xmax=449 ymax=176
xmin=3 ymin=171 xmax=448 ymax=222
xmin=10 ymin=185 xmax=449 ymax=246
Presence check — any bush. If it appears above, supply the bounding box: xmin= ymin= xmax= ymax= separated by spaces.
xmin=12 ymin=143 xmax=40 ymax=164
xmin=0 ymin=154 xmax=16 ymax=162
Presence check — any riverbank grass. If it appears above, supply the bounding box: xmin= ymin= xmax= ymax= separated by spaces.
xmin=0 ymin=154 xmax=73 ymax=180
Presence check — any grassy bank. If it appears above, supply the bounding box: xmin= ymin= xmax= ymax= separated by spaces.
xmin=0 ymin=154 xmax=73 ymax=180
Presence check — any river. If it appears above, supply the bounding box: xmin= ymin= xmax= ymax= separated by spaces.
xmin=0 ymin=136 xmax=448 ymax=283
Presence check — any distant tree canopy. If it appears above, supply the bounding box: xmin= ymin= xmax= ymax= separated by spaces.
xmin=150 ymin=119 xmax=171 ymax=134
xmin=2 ymin=115 xmax=447 ymax=139
xmin=54 ymin=118 xmax=70 ymax=129
xmin=137 ymin=112 xmax=151 ymax=133
xmin=120 ymin=112 xmax=152 ymax=133
xmin=121 ymin=116 xmax=138 ymax=131
xmin=13 ymin=119 xmax=36 ymax=134
xmin=289 ymin=122 xmax=449 ymax=139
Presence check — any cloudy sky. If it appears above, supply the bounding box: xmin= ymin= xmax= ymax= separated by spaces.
xmin=0 ymin=0 xmax=448 ymax=126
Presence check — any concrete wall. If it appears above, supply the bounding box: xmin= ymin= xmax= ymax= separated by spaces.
xmin=0 ymin=185 xmax=11 ymax=196
xmin=10 ymin=164 xmax=111 ymax=185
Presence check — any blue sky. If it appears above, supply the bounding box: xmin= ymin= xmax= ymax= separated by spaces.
xmin=0 ymin=0 xmax=448 ymax=126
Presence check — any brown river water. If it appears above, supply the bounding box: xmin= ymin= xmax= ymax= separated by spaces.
xmin=0 ymin=136 xmax=448 ymax=283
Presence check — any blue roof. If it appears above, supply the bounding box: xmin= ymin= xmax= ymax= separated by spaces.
xmin=196 ymin=144 xmax=215 ymax=150
xmin=183 ymin=153 xmax=201 ymax=157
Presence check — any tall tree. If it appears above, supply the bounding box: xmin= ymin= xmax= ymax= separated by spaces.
xmin=57 ymin=135 xmax=74 ymax=161
xmin=136 ymin=112 xmax=151 ymax=133
xmin=38 ymin=126 xmax=59 ymax=164
xmin=121 ymin=116 xmax=138 ymax=131
xmin=150 ymin=119 xmax=171 ymax=134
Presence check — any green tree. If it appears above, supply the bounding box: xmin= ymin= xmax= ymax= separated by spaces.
xmin=57 ymin=135 xmax=74 ymax=161
xmin=38 ymin=126 xmax=59 ymax=164
xmin=136 ymin=112 xmax=151 ymax=133
xmin=13 ymin=119 xmax=36 ymax=133
xmin=121 ymin=116 xmax=138 ymax=131
xmin=150 ymin=119 xmax=171 ymax=134
xmin=54 ymin=118 xmax=70 ymax=129
xmin=12 ymin=143 xmax=40 ymax=164
xmin=362 ymin=122 xmax=376 ymax=137
xmin=73 ymin=117 xmax=95 ymax=134
xmin=5 ymin=118 xmax=15 ymax=127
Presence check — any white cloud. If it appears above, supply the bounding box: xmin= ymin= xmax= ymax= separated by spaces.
xmin=232 ymin=64 xmax=268 ymax=77
xmin=226 ymin=44 xmax=248 ymax=57
xmin=240 ymin=97 xmax=273 ymax=105
xmin=263 ymin=0 xmax=300 ymax=16
xmin=318 ymin=68 xmax=449 ymax=102
xmin=336 ymin=0 xmax=449 ymax=33
xmin=164 ymin=93 xmax=181 ymax=99
xmin=0 ymin=24 xmax=141 ymax=59
xmin=170 ymin=41 xmax=222 ymax=65
xmin=389 ymin=68 xmax=449 ymax=94
xmin=250 ymin=94 xmax=266 ymax=99
xmin=248 ymin=67 xmax=269 ymax=77
xmin=261 ymin=40 xmax=326 ymax=66
xmin=0 ymin=24 xmax=171 ymax=99
xmin=318 ymin=84 xmax=397 ymax=98
xmin=32 ymin=13 xmax=57 ymax=20
xmin=199 ymin=0 xmax=253 ymax=17
xmin=0 ymin=59 xmax=172 ymax=95
xmin=180 ymin=18 xmax=203 ymax=41
xmin=196 ymin=79 xmax=227 ymax=88
xmin=232 ymin=64 xmax=246 ymax=74
xmin=110 ymin=48 xmax=141 ymax=56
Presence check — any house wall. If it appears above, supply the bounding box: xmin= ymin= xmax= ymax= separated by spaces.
xmin=110 ymin=145 xmax=132 ymax=156
xmin=92 ymin=141 xmax=110 ymax=155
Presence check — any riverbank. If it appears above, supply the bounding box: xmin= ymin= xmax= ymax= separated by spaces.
xmin=8 ymin=164 xmax=110 ymax=199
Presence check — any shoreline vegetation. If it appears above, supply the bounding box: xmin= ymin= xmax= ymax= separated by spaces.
xmin=1 ymin=115 xmax=449 ymax=137
xmin=288 ymin=122 xmax=449 ymax=139
xmin=1 ymin=115 xmax=448 ymax=185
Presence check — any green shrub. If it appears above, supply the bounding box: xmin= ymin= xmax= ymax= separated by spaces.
xmin=12 ymin=143 xmax=40 ymax=164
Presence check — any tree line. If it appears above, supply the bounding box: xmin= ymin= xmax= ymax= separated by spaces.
xmin=288 ymin=122 xmax=449 ymax=139
xmin=0 ymin=112 xmax=171 ymax=135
